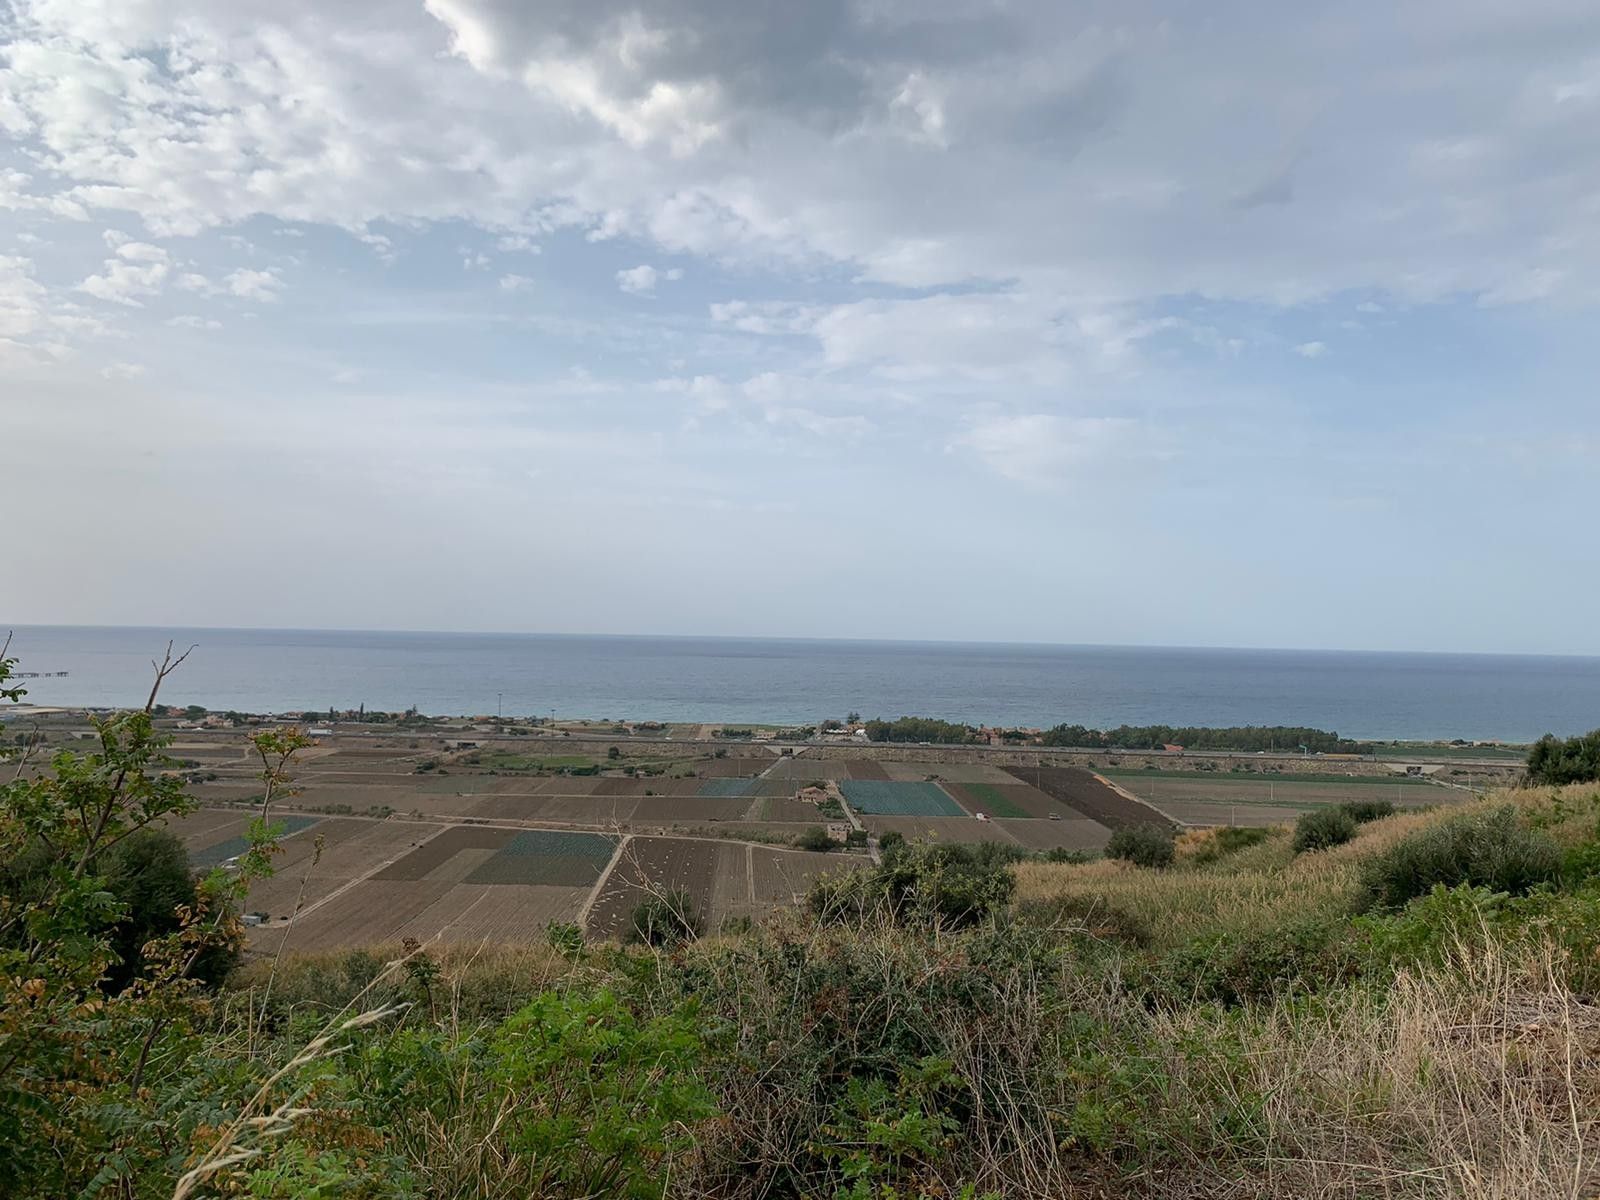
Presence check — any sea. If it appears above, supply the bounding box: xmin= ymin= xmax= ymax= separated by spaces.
xmin=3 ymin=625 xmax=1599 ymax=743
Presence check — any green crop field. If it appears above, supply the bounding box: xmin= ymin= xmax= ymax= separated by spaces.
xmin=840 ymin=780 xmax=965 ymax=817
xmin=1371 ymin=743 xmax=1527 ymax=760
xmin=191 ymin=815 xmax=320 ymax=867
xmin=950 ymin=782 xmax=1030 ymax=818
xmin=698 ymin=778 xmax=758 ymax=798
xmin=1098 ymin=767 xmax=1442 ymax=788
xmin=463 ymin=830 xmax=618 ymax=887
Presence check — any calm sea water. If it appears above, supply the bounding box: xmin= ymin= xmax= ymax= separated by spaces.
xmin=3 ymin=626 xmax=1598 ymax=742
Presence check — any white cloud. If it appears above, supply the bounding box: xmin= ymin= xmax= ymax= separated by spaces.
xmin=499 ymin=273 xmax=533 ymax=291
xmin=957 ymin=414 xmax=1139 ymax=487
xmin=617 ymin=264 xmax=677 ymax=294
xmin=1293 ymin=340 xmax=1329 ymax=358
xmin=100 ymin=361 xmax=145 ymax=379
xmin=166 ymin=314 xmax=222 ymax=330
xmin=77 ymin=243 xmax=171 ymax=306
xmin=224 ymin=268 xmax=284 ymax=302
xmin=496 ymin=234 xmax=540 ymax=253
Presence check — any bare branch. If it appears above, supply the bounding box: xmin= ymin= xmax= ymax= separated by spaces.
xmin=144 ymin=641 xmax=197 ymax=713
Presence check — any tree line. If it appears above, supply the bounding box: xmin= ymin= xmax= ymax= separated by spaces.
xmin=1038 ymin=724 xmax=1372 ymax=754
xmin=864 ymin=716 xmax=1369 ymax=753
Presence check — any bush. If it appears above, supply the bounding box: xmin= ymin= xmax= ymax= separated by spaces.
xmin=1339 ymin=798 xmax=1396 ymax=824
xmin=810 ymin=842 xmax=1017 ymax=928
xmin=1293 ymin=807 xmax=1357 ymax=854
xmin=1016 ymin=892 xmax=1153 ymax=945
xmin=491 ymin=989 xmax=715 ymax=1198
xmin=1105 ymin=824 xmax=1175 ymax=868
xmin=1526 ymin=729 xmax=1600 ymax=786
xmin=794 ymin=827 xmax=835 ymax=852
xmin=1040 ymin=846 xmax=1095 ymax=864
xmin=1189 ymin=825 xmax=1269 ymax=865
xmin=629 ymin=889 xmax=704 ymax=948
xmin=1361 ymin=806 xmax=1562 ymax=908
xmin=1147 ymin=916 xmax=1357 ymax=1005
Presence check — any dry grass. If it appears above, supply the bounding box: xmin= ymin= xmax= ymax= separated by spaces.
xmin=1015 ymin=786 xmax=1600 ymax=951
xmin=1154 ymin=938 xmax=1600 ymax=1199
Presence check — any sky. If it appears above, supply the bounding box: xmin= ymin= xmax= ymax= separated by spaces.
xmin=4 ymin=0 xmax=1599 ymax=655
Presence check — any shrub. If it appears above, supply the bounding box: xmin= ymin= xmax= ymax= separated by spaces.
xmin=1105 ymin=823 xmax=1176 ymax=868
xmin=1339 ymin=798 xmax=1396 ymax=824
xmin=1293 ymin=807 xmax=1357 ymax=854
xmin=1016 ymin=892 xmax=1153 ymax=946
xmin=545 ymin=921 xmax=585 ymax=957
xmin=877 ymin=830 xmax=906 ymax=856
xmin=1189 ymin=825 xmax=1269 ymax=865
xmin=491 ymin=989 xmax=716 ymax=1199
xmin=629 ymin=889 xmax=704 ymax=948
xmin=810 ymin=842 xmax=1017 ymax=928
xmin=1526 ymin=729 xmax=1600 ymax=785
xmin=1147 ymin=916 xmax=1357 ymax=1005
xmin=1041 ymin=846 xmax=1095 ymax=864
xmin=795 ymin=827 xmax=835 ymax=852
xmin=1361 ymin=806 xmax=1562 ymax=908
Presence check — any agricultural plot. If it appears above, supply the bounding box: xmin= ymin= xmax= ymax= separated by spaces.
xmin=630 ymin=795 xmax=755 ymax=824
xmin=765 ymin=757 xmax=851 ymax=781
xmin=463 ymin=830 xmax=617 ymax=887
xmin=375 ymin=825 xmax=514 ymax=879
xmin=1108 ymin=773 xmax=1447 ymax=813
xmin=267 ymin=879 xmax=457 ymax=952
xmin=1160 ymin=801 xmax=1307 ymax=828
xmin=881 ymin=761 xmax=1016 ymax=785
xmin=375 ymin=825 xmax=616 ymax=890
xmin=840 ymin=780 xmax=965 ymax=817
xmin=699 ymin=778 xmax=757 ymax=798
xmin=751 ymin=847 xmax=862 ymax=904
xmin=842 ymin=760 xmax=891 ymax=781
xmin=747 ymin=796 xmax=829 ymax=822
xmin=1001 ymin=766 xmax=1172 ymax=830
xmin=392 ymin=883 xmax=588 ymax=943
xmin=192 ymin=815 xmax=320 ymax=867
xmin=164 ymin=808 xmax=253 ymax=847
xmin=584 ymin=837 xmax=751 ymax=940
xmin=695 ymin=756 xmax=773 ymax=778
xmin=944 ymin=782 xmax=1022 ymax=819
xmin=861 ymin=815 xmax=1020 ymax=845
xmin=245 ymin=819 xmax=444 ymax=919
xmin=996 ymin=818 xmax=1112 ymax=851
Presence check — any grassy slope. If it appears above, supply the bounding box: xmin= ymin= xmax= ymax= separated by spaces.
xmin=229 ymin=784 xmax=1600 ymax=1199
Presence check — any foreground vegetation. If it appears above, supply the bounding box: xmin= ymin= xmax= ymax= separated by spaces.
xmin=5 ymin=648 xmax=1600 ymax=1198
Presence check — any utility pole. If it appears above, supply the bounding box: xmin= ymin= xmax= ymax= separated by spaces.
xmin=498 ymin=693 xmax=503 ymax=720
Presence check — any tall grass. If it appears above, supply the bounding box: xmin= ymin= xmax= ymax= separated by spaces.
xmin=201 ymin=784 xmax=1600 ymax=1199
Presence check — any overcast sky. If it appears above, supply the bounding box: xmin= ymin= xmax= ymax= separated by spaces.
xmin=4 ymin=0 xmax=1599 ymax=654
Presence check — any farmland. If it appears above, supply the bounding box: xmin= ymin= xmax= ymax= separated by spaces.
xmin=1101 ymin=766 xmax=1454 ymax=826
xmin=145 ymin=726 xmax=1479 ymax=948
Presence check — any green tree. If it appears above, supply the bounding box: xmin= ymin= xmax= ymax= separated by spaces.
xmin=1527 ymin=729 xmax=1600 ymax=786
xmin=1105 ymin=823 xmax=1177 ymax=868
xmin=0 ymin=640 xmax=309 ymax=1196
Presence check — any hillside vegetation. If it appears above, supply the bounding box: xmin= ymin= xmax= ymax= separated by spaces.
xmin=5 ymin=641 xmax=1600 ymax=1199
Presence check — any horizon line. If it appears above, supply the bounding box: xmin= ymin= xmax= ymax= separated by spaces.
xmin=6 ymin=621 xmax=1598 ymax=662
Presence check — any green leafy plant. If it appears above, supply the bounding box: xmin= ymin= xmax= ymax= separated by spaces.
xmin=1292 ymin=807 xmax=1358 ymax=854
xmin=1105 ymin=823 xmax=1176 ymax=868
xmin=1362 ymin=805 xmax=1561 ymax=907
xmin=491 ymin=989 xmax=715 ymax=1198
xmin=629 ymin=888 xmax=704 ymax=947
